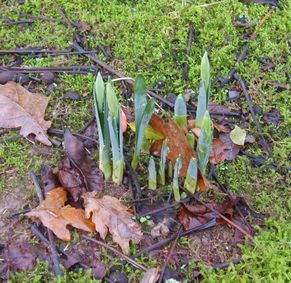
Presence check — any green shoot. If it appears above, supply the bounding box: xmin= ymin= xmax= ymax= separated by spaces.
xmin=148 ymin=157 xmax=157 ymax=190
xmin=196 ymin=52 xmax=210 ymax=128
xmin=184 ymin=157 xmax=198 ymax=193
xmin=173 ymin=94 xmax=187 ymax=128
xmin=197 ymin=111 xmax=213 ymax=173
xmin=158 ymin=140 xmax=168 ymax=185
xmin=186 ymin=132 xmax=195 ymax=149
xmin=173 ymin=156 xmax=182 ymax=202
xmin=132 ymin=74 xmax=155 ymax=169
xmin=93 ymin=73 xmax=111 ymax=180
xmin=106 ymin=82 xmax=124 ymax=184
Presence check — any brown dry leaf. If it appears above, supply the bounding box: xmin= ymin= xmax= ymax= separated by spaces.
xmin=149 ymin=114 xmax=197 ymax=177
xmin=83 ymin=193 xmax=142 ymax=255
xmin=0 ymin=81 xmax=51 ymax=145
xmin=179 ymin=200 xmax=235 ymax=230
xmin=58 ymin=129 xmax=104 ymax=202
xmin=27 ymin=187 xmax=95 ymax=241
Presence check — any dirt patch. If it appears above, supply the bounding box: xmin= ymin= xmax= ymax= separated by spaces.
xmin=188 ymin=225 xmax=240 ymax=265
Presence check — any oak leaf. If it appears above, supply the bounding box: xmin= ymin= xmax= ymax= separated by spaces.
xmin=27 ymin=187 xmax=95 ymax=241
xmin=83 ymin=193 xmax=142 ymax=254
xmin=0 ymin=81 xmax=51 ymax=145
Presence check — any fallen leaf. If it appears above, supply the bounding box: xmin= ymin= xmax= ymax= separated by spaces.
xmin=0 ymin=241 xmax=49 ymax=274
xmin=149 ymin=115 xmax=197 ymax=177
xmin=218 ymin=133 xmax=242 ymax=161
xmin=41 ymin=165 xmax=60 ymax=195
xmin=140 ymin=268 xmax=160 ymax=283
xmin=179 ymin=200 xmax=235 ymax=230
xmin=27 ymin=187 xmax=95 ymax=241
xmin=83 ymin=193 xmax=142 ymax=254
xmin=121 ymin=109 xmax=128 ymax=133
xmin=209 ymin=138 xmax=229 ymax=164
xmin=230 ymin=126 xmax=246 ymax=146
xmin=0 ymin=81 xmax=52 ymax=145
xmin=263 ymin=108 xmax=282 ymax=125
xmin=58 ymin=129 xmax=103 ymax=202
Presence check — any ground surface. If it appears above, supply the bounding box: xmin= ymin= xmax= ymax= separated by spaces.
xmin=0 ymin=0 xmax=290 ymax=282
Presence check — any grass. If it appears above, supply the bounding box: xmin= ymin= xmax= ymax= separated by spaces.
xmin=0 ymin=0 xmax=290 ymax=282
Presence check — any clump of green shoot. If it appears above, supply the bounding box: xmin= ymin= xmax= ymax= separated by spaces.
xmin=197 ymin=111 xmax=213 ymax=173
xmin=132 ymin=74 xmax=156 ymax=169
xmin=196 ymin=52 xmax=210 ymax=128
xmin=93 ymin=73 xmax=111 ymax=180
xmin=158 ymin=141 xmax=168 ymax=185
xmin=106 ymin=81 xmax=124 ymax=184
xmin=186 ymin=132 xmax=195 ymax=149
xmin=173 ymin=94 xmax=187 ymax=128
xmin=184 ymin=157 xmax=198 ymax=193
xmin=173 ymin=156 xmax=182 ymax=201
xmin=148 ymin=157 xmax=157 ymax=190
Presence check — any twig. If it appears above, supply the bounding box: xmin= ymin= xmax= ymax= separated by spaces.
xmin=125 ymin=158 xmax=142 ymax=200
xmin=0 ymin=134 xmax=22 ymax=143
xmin=138 ymin=198 xmax=190 ymax=217
xmin=71 ymin=41 xmax=174 ymax=107
xmin=193 ymin=195 xmax=253 ymax=240
xmin=48 ymin=128 xmax=98 ymax=145
xmin=234 ymin=72 xmax=271 ymax=154
xmin=0 ymin=19 xmax=34 ymax=27
xmin=29 ymin=171 xmax=63 ymax=277
xmin=31 ymin=223 xmax=89 ymax=269
xmin=78 ymin=117 xmax=96 ymax=134
xmin=0 ymin=49 xmax=98 ymax=56
xmin=1 ymin=66 xmax=97 ymax=74
xmin=219 ymin=6 xmax=276 ymax=86
xmin=212 ymin=258 xmax=242 ymax=269
xmin=132 ymin=218 xmax=216 ymax=258
xmin=21 ymin=14 xmax=67 ymax=24
xmin=157 ymin=226 xmax=183 ymax=283
xmin=81 ymin=235 xmax=147 ymax=272
xmin=52 ymin=0 xmax=78 ymax=28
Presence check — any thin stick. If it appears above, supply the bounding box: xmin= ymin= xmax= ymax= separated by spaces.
xmin=72 ymin=41 xmax=174 ymax=107
xmin=132 ymin=218 xmax=216 ymax=258
xmin=1 ymin=66 xmax=97 ymax=73
xmin=193 ymin=195 xmax=253 ymax=240
xmin=157 ymin=226 xmax=182 ymax=283
xmin=81 ymin=235 xmax=147 ymax=272
xmin=29 ymin=171 xmax=63 ymax=277
xmin=0 ymin=19 xmax=34 ymax=27
xmin=234 ymin=72 xmax=271 ymax=154
xmin=125 ymin=158 xmax=142 ymax=200
xmin=219 ymin=6 xmax=276 ymax=86
xmin=0 ymin=49 xmax=98 ymax=56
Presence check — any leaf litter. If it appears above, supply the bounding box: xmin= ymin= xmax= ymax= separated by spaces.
xmin=0 ymin=81 xmax=52 ymax=145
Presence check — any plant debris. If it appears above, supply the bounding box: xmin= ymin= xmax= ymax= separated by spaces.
xmin=0 ymin=81 xmax=51 ymax=145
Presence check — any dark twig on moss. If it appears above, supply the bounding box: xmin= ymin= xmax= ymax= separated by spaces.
xmin=132 ymin=219 xmax=216 ymax=259
xmin=234 ymin=72 xmax=271 ymax=154
xmin=1 ymin=66 xmax=97 ymax=74
xmin=219 ymin=6 xmax=276 ymax=86
xmin=158 ymin=225 xmax=183 ymax=283
xmin=0 ymin=49 xmax=98 ymax=56
xmin=29 ymin=171 xmax=63 ymax=277
xmin=82 ymin=235 xmax=147 ymax=272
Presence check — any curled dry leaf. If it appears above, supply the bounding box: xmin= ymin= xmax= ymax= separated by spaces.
xmin=150 ymin=114 xmax=207 ymax=191
xmin=83 ymin=193 xmax=142 ymax=255
xmin=230 ymin=125 xmax=246 ymax=146
xmin=58 ymin=129 xmax=104 ymax=202
xmin=27 ymin=187 xmax=95 ymax=241
xmin=0 ymin=81 xmax=52 ymax=145
xmin=149 ymin=115 xmax=197 ymax=176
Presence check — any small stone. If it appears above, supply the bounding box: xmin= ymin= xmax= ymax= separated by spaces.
xmin=109 ymin=271 xmax=128 ymax=283
xmin=228 ymin=90 xmax=240 ymax=100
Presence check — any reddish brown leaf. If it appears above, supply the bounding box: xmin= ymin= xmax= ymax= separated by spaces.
xmin=149 ymin=114 xmax=197 ymax=177
xmin=27 ymin=187 xmax=95 ymax=241
xmin=41 ymin=165 xmax=60 ymax=195
xmin=58 ymin=129 xmax=103 ymax=202
xmin=83 ymin=193 xmax=142 ymax=254
xmin=219 ymin=133 xmax=242 ymax=161
xmin=0 ymin=81 xmax=52 ymax=145
xmin=179 ymin=200 xmax=235 ymax=230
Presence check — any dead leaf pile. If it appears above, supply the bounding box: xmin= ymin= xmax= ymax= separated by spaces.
xmin=0 ymin=81 xmax=52 ymax=145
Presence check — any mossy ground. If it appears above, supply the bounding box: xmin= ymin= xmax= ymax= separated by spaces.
xmin=0 ymin=0 xmax=290 ymax=282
